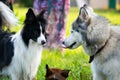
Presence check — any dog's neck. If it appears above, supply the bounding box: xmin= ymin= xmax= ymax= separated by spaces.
xmin=89 ymin=37 xmax=110 ymax=63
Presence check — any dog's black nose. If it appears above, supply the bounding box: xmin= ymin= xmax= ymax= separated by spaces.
xmin=62 ymin=41 xmax=65 ymax=45
xmin=41 ymin=40 xmax=46 ymax=45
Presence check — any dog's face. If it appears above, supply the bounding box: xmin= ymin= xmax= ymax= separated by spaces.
xmin=63 ymin=5 xmax=93 ymax=49
xmin=21 ymin=8 xmax=47 ymax=46
xmin=63 ymin=4 xmax=110 ymax=56
xmin=45 ymin=64 xmax=70 ymax=80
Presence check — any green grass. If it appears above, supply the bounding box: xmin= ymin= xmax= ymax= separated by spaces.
xmin=0 ymin=6 xmax=120 ymax=80
xmin=95 ymin=9 xmax=120 ymax=25
xmin=37 ymin=48 xmax=91 ymax=80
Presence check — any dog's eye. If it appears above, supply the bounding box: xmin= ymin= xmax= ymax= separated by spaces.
xmin=76 ymin=29 xmax=79 ymax=32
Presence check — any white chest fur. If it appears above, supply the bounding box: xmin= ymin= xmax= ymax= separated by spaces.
xmin=2 ymin=33 xmax=43 ymax=80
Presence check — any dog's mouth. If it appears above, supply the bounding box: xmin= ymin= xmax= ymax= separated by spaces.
xmin=64 ymin=42 xmax=77 ymax=49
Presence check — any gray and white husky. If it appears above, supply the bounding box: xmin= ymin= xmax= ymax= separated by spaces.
xmin=63 ymin=4 xmax=120 ymax=80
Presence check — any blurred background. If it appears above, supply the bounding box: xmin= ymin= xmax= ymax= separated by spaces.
xmin=17 ymin=0 xmax=120 ymax=10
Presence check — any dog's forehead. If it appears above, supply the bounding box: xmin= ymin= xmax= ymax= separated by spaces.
xmin=72 ymin=20 xmax=87 ymax=31
xmin=38 ymin=21 xmax=44 ymax=31
xmin=39 ymin=22 xmax=42 ymax=29
xmin=72 ymin=20 xmax=79 ymax=30
xmin=72 ymin=17 xmax=83 ymax=28
xmin=38 ymin=19 xmax=46 ymax=32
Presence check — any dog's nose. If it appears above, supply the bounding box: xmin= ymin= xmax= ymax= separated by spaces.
xmin=41 ymin=40 xmax=46 ymax=45
xmin=62 ymin=41 xmax=65 ymax=45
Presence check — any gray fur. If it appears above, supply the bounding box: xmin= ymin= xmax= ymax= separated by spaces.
xmin=63 ymin=5 xmax=120 ymax=80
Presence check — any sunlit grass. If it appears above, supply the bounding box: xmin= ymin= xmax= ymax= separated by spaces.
xmin=95 ymin=9 xmax=120 ymax=25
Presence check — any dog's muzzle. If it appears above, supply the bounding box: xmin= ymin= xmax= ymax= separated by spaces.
xmin=62 ymin=41 xmax=76 ymax=49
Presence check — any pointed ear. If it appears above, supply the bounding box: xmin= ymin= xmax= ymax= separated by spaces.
xmin=79 ymin=7 xmax=89 ymax=22
xmin=25 ymin=8 xmax=36 ymax=23
xmin=40 ymin=10 xmax=45 ymax=17
xmin=38 ymin=10 xmax=47 ymax=26
xmin=61 ymin=70 xmax=70 ymax=78
xmin=45 ymin=64 xmax=52 ymax=77
xmin=38 ymin=10 xmax=45 ymax=19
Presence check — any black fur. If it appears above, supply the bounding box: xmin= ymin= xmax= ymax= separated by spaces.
xmin=0 ymin=16 xmax=2 ymax=29
xmin=21 ymin=9 xmax=46 ymax=46
xmin=0 ymin=31 xmax=14 ymax=69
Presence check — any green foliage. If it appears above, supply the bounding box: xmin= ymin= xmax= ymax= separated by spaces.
xmin=18 ymin=0 xmax=33 ymax=7
xmin=37 ymin=48 xmax=92 ymax=80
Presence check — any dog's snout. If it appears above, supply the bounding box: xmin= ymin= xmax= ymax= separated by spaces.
xmin=41 ymin=40 xmax=46 ymax=45
xmin=62 ymin=41 xmax=65 ymax=45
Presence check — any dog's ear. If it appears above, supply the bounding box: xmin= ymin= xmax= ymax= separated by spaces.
xmin=45 ymin=64 xmax=52 ymax=77
xmin=38 ymin=10 xmax=46 ymax=22
xmin=61 ymin=70 xmax=70 ymax=78
xmin=38 ymin=10 xmax=45 ymax=19
xmin=25 ymin=8 xmax=36 ymax=23
xmin=38 ymin=10 xmax=47 ymax=26
xmin=79 ymin=7 xmax=89 ymax=22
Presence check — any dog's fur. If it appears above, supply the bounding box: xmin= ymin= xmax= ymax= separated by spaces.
xmin=0 ymin=1 xmax=17 ymax=30
xmin=45 ymin=64 xmax=70 ymax=80
xmin=0 ymin=2 xmax=47 ymax=80
xmin=63 ymin=4 xmax=120 ymax=80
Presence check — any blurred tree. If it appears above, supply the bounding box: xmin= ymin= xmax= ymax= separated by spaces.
xmin=109 ymin=0 xmax=116 ymax=9
xmin=18 ymin=0 xmax=33 ymax=7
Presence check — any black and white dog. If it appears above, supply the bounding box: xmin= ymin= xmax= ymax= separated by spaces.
xmin=0 ymin=2 xmax=47 ymax=80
